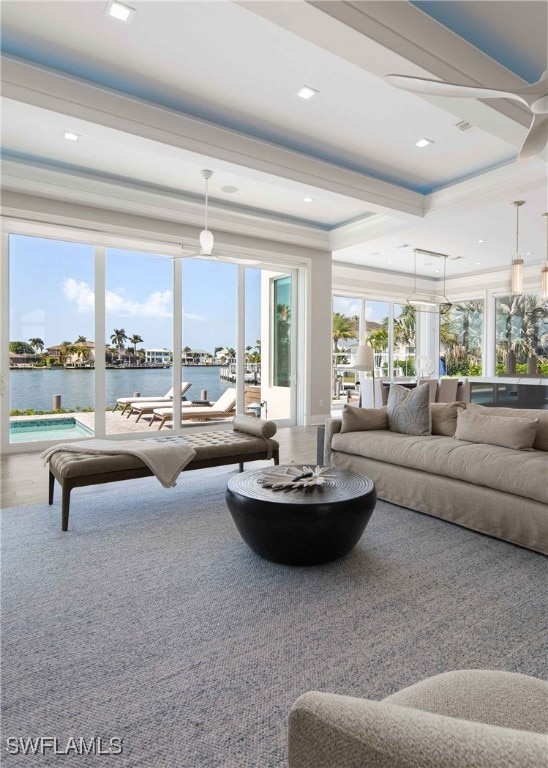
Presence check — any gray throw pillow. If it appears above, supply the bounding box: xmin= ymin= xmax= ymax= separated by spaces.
xmin=387 ymin=383 xmax=431 ymax=436
xmin=454 ymin=409 xmax=538 ymax=450
xmin=341 ymin=405 xmax=388 ymax=433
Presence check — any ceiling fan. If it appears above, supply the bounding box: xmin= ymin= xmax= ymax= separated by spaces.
xmin=385 ymin=70 xmax=548 ymax=160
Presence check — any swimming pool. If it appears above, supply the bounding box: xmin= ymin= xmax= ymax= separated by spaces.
xmin=10 ymin=417 xmax=94 ymax=443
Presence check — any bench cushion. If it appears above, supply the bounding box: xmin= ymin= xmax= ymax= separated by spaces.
xmin=50 ymin=431 xmax=278 ymax=479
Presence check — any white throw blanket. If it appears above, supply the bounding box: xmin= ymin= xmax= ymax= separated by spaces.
xmin=41 ymin=437 xmax=197 ymax=489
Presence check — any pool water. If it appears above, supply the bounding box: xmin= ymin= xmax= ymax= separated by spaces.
xmin=10 ymin=417 xmax=94 ymax=443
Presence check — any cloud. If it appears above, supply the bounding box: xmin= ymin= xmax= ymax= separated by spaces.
xmin=63 ymin=278 xmax=172 ymax=318
xmin=63 ymin=278 xmax=95 ymax=312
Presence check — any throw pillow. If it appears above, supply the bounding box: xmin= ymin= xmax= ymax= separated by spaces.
xmin=430 ymin=401 xmax=466 ymax=437
xmin=387 ymin=383 xmax=431 ymax=436
xmin=454 ymin=409 xmax=538 ymax=450
xmin=233 ymin=414 xmax=277 ymax=439
xmin=467 ymin=403 xmax=548 ymax=452
xmin=341 ymin=405 xmax=388 ymax=433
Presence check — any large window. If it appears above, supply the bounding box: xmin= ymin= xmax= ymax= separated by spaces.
xmin=273 ymin=275 xmax=291 ymax=387
xmin=392 ymin=303 xmax=416 ymax=377
xmin=440 ymin=300 xmax=484 ymax=377
xmin=105 ymin=248 xmax=173 ymax=434
xmin=495 ymin=294 xmax=548 ymax=375
xmin=9 ymin=235 xmax=95 ymax=443
xmin=4 ymin=231 xmax=300 ymax=449
xmin=331 ymin=295 xmax=421 ymax=404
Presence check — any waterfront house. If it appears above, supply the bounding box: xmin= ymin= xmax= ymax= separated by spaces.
xmin=182 ymin=349 xmax=211 ymax=365
xmin=46 ymin=342 xmax=108 ymax=367
xmin=145 ymin=348 xmax=172 ymax=367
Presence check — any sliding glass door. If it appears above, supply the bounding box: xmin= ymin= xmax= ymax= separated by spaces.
xmin=3 ymin=231 xmax=300 ymax=449
xmin=8 ymin=235 xmax=96 ymax=445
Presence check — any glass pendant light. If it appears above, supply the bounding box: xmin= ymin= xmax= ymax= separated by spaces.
xmin=541 ymin=212 xmax=548 ymax=301
xmin=510 ymin=200 xmax=525 ymax=295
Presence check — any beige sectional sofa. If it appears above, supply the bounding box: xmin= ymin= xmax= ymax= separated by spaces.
xmin=324 ymin=403 xmax=548 ymax=555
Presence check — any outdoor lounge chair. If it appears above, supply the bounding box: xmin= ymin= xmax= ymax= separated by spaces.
xmin=114 ymin=382 xmax=191 ymax=415
xmin=150 ymin=388 xmax=237 ymax=429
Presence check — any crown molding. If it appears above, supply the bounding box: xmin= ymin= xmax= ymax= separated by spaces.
xmin=1 ymin=55 xmax=424 ymax=218
xmin=1 ymin=158 xmax=332 ymax=250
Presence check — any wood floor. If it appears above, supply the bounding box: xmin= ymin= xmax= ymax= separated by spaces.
xmin=0 ymin=425 xmax=319 ymax=509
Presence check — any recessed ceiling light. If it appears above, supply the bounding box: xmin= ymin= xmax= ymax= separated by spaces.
xmin=415 ymin=138 xmax=434 ymax=148
xmin=63 ymin=132 xmax=79 ymax=141
xmin=104 ymin=1 xmax=135 ymax=23
xmin=476 ymin=261 xmax=481 ymax=265
xmin=478 ymin=239 xmax=486 ymax=243
xmin=221 ymin=186 xmax=238 ymax=194
xmin=303 ymin=196 xmax=315 ymax=202
xmin=296 ymin=86 xmax=319 ymax=100
xmin=526 ymin=251 xmax=533 ymax=256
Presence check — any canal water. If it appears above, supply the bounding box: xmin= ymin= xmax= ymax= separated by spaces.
xmin=9 ymin=366 xmax=232 ymax=412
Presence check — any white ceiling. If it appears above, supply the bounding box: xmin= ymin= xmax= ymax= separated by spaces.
xmin=1 ymin=0 xmax=547 ymax=278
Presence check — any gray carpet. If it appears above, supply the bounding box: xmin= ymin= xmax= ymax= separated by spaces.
xmin=1 ymin=469 xmax=546 ymax=767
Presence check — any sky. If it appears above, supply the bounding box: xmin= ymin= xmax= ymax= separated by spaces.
xmin=333 ymin=295 xmax=395 ymax=327
xmin=9 ymin=235 xmax=262 ymax=352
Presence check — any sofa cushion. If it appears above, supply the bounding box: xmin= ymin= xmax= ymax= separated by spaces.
xmin=341 ymin=405 xmax=388 ymax=433
xmin=455 ymin=409 xmax=539 ymax=450
xmin=467 ymin=404 xmax=548 ymax=452
xmin=331 ymin=430 xmax=548 ymax=504
xmin=430 ymin=402 xmax=466 ymax=437
xmin=387 ymin=383 xmax=431 ymax=436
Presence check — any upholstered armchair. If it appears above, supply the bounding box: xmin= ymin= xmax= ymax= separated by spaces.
xmin=289 ymin=670 xmax=548 ymax=768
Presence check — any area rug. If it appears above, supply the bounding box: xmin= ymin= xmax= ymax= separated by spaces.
xmin=1 ymin=469 xmax=546 ymax=767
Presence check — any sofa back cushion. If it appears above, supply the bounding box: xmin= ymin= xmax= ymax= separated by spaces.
xmin=430 ymin=402 xmax=466 ymax=437
xmin=341 ymin=405 xmax=388 ymax=433
xmin=387 ymin=383 xmax=431 ymax=436
xmin=454 ymin=409 xmax=539 ymax=450
xmin=467 ymin=404 xmax=548 ymax=452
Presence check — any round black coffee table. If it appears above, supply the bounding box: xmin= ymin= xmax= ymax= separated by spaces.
xmin=226 ymin=466 xmax=376 ymax=565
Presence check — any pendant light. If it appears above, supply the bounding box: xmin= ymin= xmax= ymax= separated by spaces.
xmin=198 ymin=169 xmax=214 ymax=255
xmin=510 ymin=200 xmax=525 ymax=295
xmin=406 ymin=249 xmax=452 ymax=314
xmin=541 ymin=212 xmax=548 ymax=301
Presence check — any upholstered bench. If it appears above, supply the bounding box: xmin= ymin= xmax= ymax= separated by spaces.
xmin=48 ymin=417 xmax=279 ymax=530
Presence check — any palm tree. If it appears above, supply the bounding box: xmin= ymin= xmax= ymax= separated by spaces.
xmin=128 ymin=334 xmax=143 ymax=356
xmin=61 ymin=343 xmax=78 ymax=365
xmin=28 ymin=338 xmax=44 ymax=354
xmin=393 ymin=305 xmax=416 ymax=347
xmin=75 ymin=345 xmax=89 ymax=365
xmin=75 ymin=335 xmax=88 ymax=344
xmin=110 ymin=328 xmax=128 ymax=360
xmin=496 ymin=294 xmax=547 ymax=364
xmin=441 ymin=300 xmax=484 ymax=375
xmin=332 ymin=312 xmax=358 ymax=351
xmin=367 ymin=327 xmax=388 ymax=353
